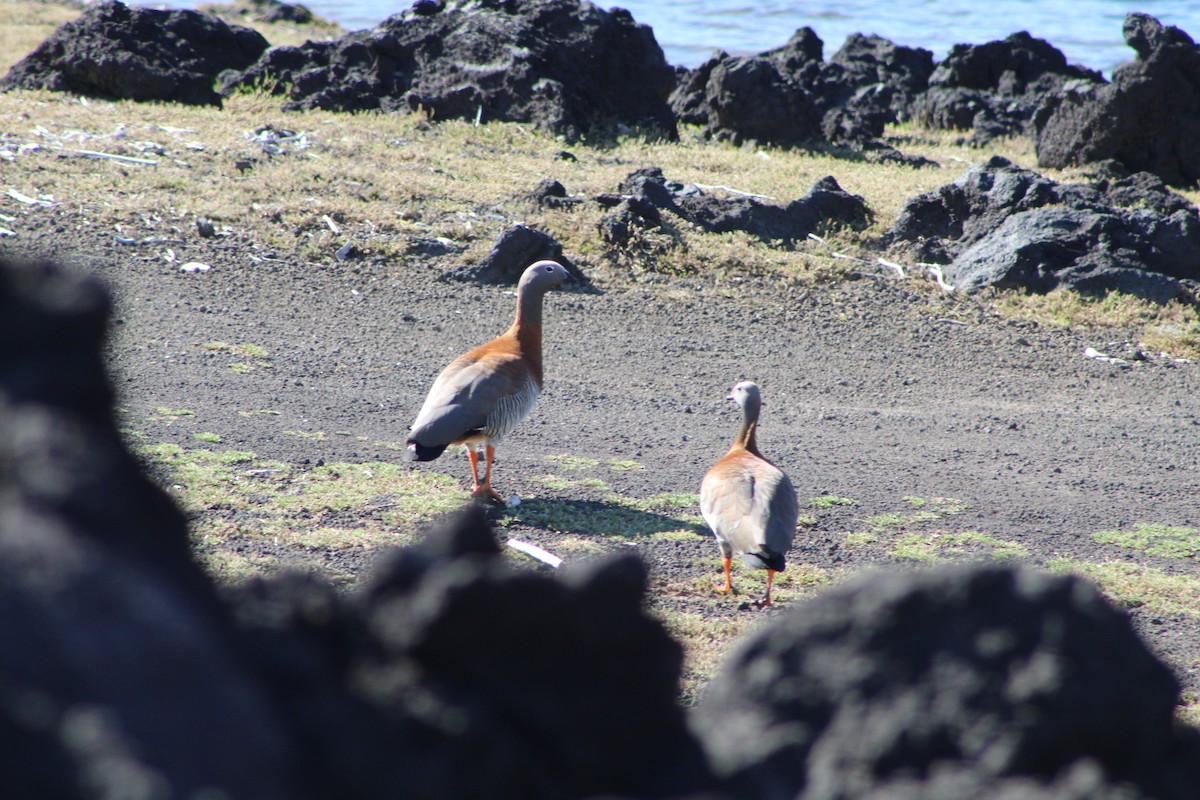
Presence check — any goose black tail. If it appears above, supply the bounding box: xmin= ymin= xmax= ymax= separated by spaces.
xmin=742 ymin=549 xmax=786 ymax=572
xmin=406 ymin=439 xmax=448 ymax=462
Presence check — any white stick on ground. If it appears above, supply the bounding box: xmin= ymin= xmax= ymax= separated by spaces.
xmin=506 ymin=539 xmax=563 ymax=569
xmin=73 ymin=149 xmax=159 ymax=166
xmin=692 ymin=183 xmax=775 ymax=200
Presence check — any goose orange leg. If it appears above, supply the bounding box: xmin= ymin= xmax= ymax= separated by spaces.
xmin=468 ymin=444 xmax=503 ymax=503
xmin=715 ymin=555 xmax=734 ymax=594
xmin=759 ymin=569 xmax=777 ymax=607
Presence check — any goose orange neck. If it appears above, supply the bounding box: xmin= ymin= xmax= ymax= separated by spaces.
xmin=734 ymin=416 xmax=760 ymax=456
xmin=509 ymin=288 xmax=545 ymax=386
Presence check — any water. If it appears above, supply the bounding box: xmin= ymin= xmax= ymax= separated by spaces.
xmin=142 ymin=0 xmax=1200 ymax=75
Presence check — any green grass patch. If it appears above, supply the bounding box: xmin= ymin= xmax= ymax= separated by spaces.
xmin=865 ymin=510 xmax=940 ymax=529
xmin=856 ymin=496 xmax=969 ymax=537
xmin=845 ymin=530 xmax=879 ymax=547
xmin=543 ymin=454 xmax=600 ymax=471
xmin=1093 ymin=523 xmax=1200 ymax=560
xmin=623 ymin=491 xmax=701 ymax=511
xmin=202 ymin=341 xmax=272 ymax=373
xmin=994 ymin=286 xmax=1200 ymax=361
xmin=533 ymin=474 xmax=576 ymax=491
xmin=903 ymin=496 xmax=970 ymax=514
xmin=1180 ymin=692 xmax=1200 ymax=729
xmin=154 ymin=406 xmax=195 ymax=418
xmin=810 ymin=495 xmax=856 ymax=508
xmin=891 ymin=530 xmax=1029 ymax=562
xmin=506 ymin=535 xmax=610 ymax=559
xmin=194 ymin=432 xmax=223 ymax=444
xmin=649 ymin=528 xmax=707 ymax=543
xmin=1046 ymin=559 xmax=1200 ymax=619
xmin=607 ymin=459 xmax=645 ymax=471
xmin=201 ymin=341 xmax=270 ymax=358
xmin=194 ymin=549 xmax=282 ymax=586
xmin=656 ymin=609 xmax=758 ymax=706
xmin=140 ymin=443 xmax=468 ymax=583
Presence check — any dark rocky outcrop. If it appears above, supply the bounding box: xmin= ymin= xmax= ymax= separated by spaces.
xmin=217 ymin=0 xmax=677 ymax=141
xmin=694 ymin=563 xmax=1200 ymax=800
xmin=700 ymin=50 xmax=824 ymax=146
xmin=0 ymin=257 xmax=301 ymax=798
xmin=912 ymin=31 xmax=1104 ymax=145
xmin=598 ymin=167 xmax=872 ymax=247
xmin=0 ymin=0 xmax=268 ymax=106
xmin=525 ymin=178 xmax=583 ymax=211
xmin=439 ymin=224 xmax=586 ymax=285
xmin=821 ymin=33 xmax=937 ymax=142
xmin=1034 ymin=13 xmax=1200 ymax=187
xmin=670 ymin=28 xmax=934 ymax=148
xmin=886 ymin=156 xmax=1200 ymax=301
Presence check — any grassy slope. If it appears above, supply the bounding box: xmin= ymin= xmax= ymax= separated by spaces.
xmin=2 ymin=2 xmax=1198 ymax=723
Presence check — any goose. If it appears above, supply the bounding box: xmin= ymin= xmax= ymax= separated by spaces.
xmin=699 ymin=381 xmax=798 ymax=605
xmin=406 ymin=260 xmax=571 ymax=502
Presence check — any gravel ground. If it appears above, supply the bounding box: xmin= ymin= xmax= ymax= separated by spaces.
xmin=6 ymin=207 xmax=1198 ymax=702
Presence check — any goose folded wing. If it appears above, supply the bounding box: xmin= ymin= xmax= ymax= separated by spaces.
xmin=410 ymin=352 xmax=528 ymax=447
xmin=700 ymin=460 xmax=757 ymax=537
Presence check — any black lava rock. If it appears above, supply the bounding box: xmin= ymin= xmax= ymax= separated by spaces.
xmin=1034 ymin=13 xmax=1200 ymax=187
xmin=217 ymin=0 xmax=677 ymax=141
xmin=0 ymin=0 xmax=268 ymax=106
xmin=693 ymin=563 xmax=1200 ymax=800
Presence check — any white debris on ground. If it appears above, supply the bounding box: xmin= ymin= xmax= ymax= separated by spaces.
xmin=246 ymin=125 xmax=311 ymax=155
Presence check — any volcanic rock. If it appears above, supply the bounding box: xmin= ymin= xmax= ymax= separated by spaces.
xmin=0 ymin=0 xmax=268 ymax=106
xmin=886 ymin=156 xmax=1200 ymax=300
xmin=439 ymin=224 xmax=585 ymax=284
xmin=693 ymin=563 xmax=1200 ymax=800
xmin=0 ymin=256 xmax=300 ymax=798
xmin=821 ymin=32 xmax=936 ymax=140
xmin=913 ymin=31 xmax=1104 ymax=145
xmin=524 ymin=178 xmax=583 ymax=211
xmin=700 ymin=52 xmax=823 ymax=146
xmin=217 ymin=0 xmax=677 ymax=141
xmin=1034 ymin=13 xmax=1200 ymax=187
xmin=601 ymin=167 xmax=872 ymax=246
xmin=670 ymin=28 xmax=933 ymax=146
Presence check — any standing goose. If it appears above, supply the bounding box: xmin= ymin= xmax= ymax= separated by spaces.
xmin=406 ymin=259 xmax=571 ymax=502
xmin=699 ymin=381 xmax=798 ymax=606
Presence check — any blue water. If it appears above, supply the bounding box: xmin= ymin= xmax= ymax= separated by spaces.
xmin=143 ymin=0 xmax=1200 ymax=75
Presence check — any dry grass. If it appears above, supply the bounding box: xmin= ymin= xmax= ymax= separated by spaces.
xmin=0 ymin=0 xmax=84 ymax=64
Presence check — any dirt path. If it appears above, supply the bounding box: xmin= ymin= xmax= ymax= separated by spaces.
xmin=8 ymin=209 xmax=1199 ymax=698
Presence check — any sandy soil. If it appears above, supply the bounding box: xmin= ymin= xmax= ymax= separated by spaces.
xmin=6 ymin=205 xmax=1199 ymax=700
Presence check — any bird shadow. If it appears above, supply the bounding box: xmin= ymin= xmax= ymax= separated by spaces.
xmin=495 ymin=496 xmax=705 ymax=540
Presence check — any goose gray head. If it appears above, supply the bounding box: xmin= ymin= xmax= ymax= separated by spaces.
xmin=727 ymin=380 xmax=763 ymax=416
xmin=518 ymin=260 xmax=571 ymax=295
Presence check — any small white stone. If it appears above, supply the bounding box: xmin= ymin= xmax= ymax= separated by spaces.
xmin=506 ymin=494 xmax=521 ymax=508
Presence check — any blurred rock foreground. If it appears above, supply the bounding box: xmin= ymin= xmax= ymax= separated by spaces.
xmin=2 ymin=254 xmax=1200 ymax=798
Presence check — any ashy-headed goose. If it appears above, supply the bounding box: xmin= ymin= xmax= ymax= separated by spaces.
xmin=407 ymin=260 xmax=570 ymax=502
xmin=699 ymin=381 xmax=798 ymax=605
